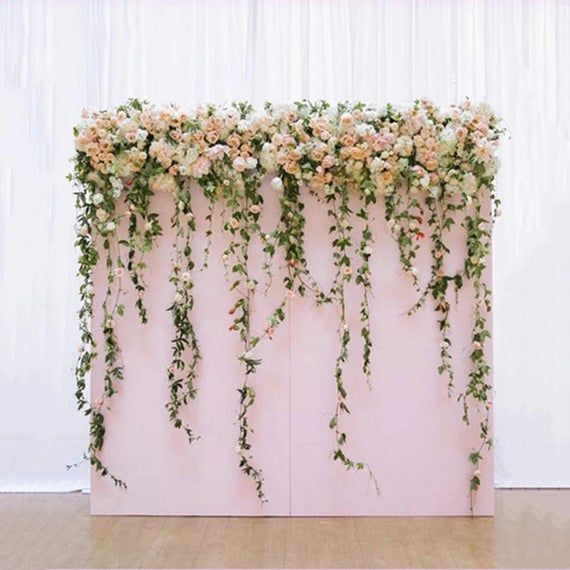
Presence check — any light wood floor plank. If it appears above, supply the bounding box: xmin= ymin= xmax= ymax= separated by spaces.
xmin=0 ymin=490 xmax=569 ymax=569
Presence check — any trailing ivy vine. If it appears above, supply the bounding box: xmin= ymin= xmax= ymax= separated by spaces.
xmin=167 ymin=180 xmax=201 ymax=443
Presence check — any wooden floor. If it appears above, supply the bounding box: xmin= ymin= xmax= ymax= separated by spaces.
xmin=1 ymin=490 xmax=569 ymax=570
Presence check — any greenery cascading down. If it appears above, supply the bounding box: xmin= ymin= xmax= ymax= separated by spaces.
xmin=70 ymin=98 xmax=503 ymax=511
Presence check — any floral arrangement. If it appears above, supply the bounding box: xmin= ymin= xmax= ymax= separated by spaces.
xmin=70 ymin=98 xmax=503 ymax=512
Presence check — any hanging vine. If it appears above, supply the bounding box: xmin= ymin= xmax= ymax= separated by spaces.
xmin=70 ymin=166 xmax=128 ymax=488
xmin=325 ymin=183 xmax=379 ymax=492
xmin=222 ymin=169 xmax=267 ymax=502
xmin=426 ymin=189 xmax=457 ymax=394
xmin=356 ymin=186 xmax=375 ymax=387
xmin=167 ymin=180 xmax=201 ymax=443
xmin=461 ymin=185 xmax=496 ymax=511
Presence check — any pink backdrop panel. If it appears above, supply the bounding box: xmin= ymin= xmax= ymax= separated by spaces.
xmin=90 ymin=178 xmax=493 ymax=516
xmin=91 ymin=182 xmax=290 ymax=516
xmin=289 ymin=191 xmax=493 ymax=516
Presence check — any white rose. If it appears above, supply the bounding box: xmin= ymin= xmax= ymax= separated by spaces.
xmin=339 ymin=112 xmax=354 ymax=128
xmin=463 ymin=173 xmax=477 ymax=195
xmin=237 ymin=119 xmax=250 ymax=133
xmin=233 ymin=156 xmax=246 ymax=172
xmin=149 ymin=173 xmax=178 ymax=194
xmin=110 ymin=176 xmax=122 ymax=190
xmin=92 ymin=193 xmax=104 ymax=206
xmin=440 ymin=126 xmax=457 ymax=153
xmin=245 ymin=157 xmax=258 ymax=170
xmin=270 ymin=177 xmax=284 ymax=191
xmin=260 ymin=148 xmax=277 ymax=171
xmin=356 ymin=123 xmax=372 ymax=137
xmin=370 ymin=157 xmax=383 ymax=173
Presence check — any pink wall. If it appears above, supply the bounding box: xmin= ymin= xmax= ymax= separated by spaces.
xmin=91 ymin=179 xmax=493 ymax=516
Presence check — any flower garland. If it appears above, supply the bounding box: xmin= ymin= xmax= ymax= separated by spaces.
xmin=71 ymin=98 xmax=503 ymax=509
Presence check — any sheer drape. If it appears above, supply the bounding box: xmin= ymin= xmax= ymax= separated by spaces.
xmin=1 ymin=0 xmax=568 ymax=491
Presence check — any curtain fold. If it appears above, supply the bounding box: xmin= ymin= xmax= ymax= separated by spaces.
xmin=1 ymin=0 xmax=568 ymax=491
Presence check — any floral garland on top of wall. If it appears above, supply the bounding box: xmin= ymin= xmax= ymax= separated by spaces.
xmin=70 ymin=97 xmax=503 ymax=512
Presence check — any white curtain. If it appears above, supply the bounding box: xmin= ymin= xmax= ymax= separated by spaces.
xmin=1 ymin=0 xmax=568 ymax=491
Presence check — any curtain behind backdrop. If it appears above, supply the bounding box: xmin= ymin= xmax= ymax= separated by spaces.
xmin=1 ymin=0 xmax=568 ymax=491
